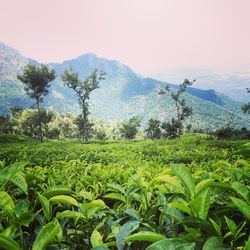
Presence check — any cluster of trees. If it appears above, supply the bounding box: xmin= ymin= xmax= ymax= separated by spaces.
xmin=1 ymin=62 xmax=249 ymax=141
xmin=214 ymin=127 xmax=250 ymax=140
xmin=15 ymin=64 xmax=105 ymax=142
xmin=0 ymin=108 xmax=195 ymax=140
xmin=7 ymin=63 xmax=196 ymax=142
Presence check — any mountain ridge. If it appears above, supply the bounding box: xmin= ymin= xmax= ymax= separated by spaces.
xmin=0 ymin=42 xmax=249 ymax=129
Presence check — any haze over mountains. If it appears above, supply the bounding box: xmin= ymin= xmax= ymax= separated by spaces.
xmin=0 ymin=42 xmax=249 ymax=130
xmin=149 ymin=67 xmax=250 ymax=102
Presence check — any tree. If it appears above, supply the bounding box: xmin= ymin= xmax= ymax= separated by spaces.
xmin=0 ymin=115 xmax=11 ymax=134
xmin=186 ymin=124 xmax=192 ymax=132
xmin=49 ymin=113 xmax=78 ymax=138
xmin=18 ymin=109 xmax=40 ymax=137
xmin=10 ymin=105 xmax=23 ymax=117
xmin=120 ymin=116 xmax=141 ymax=140
xmin=145 ymin=118 xmax=161 ymax=139
xmin=17 ymin=64 xmax=56 ymax=142
xmin=39 ymin=109 xmax=55 ymax=139
xmin=9 ymin=105 xmax=23 ymax=134
xmin=94 ymin=130 xmax=107 ymax=141
xmin=92 ymin=120 xmax=108 ymax=140
xmin=242 ymin=88 xmax=250 ymax=114
xmin=61 ymin=68 xmax=105 ymax=141
xmin=74 ymin=114 xmax=94 ymax=139
xmin=159 ymin=79 xmax=195 ymax=138
xmin=161 ymin=118 xmax=179 ymax=139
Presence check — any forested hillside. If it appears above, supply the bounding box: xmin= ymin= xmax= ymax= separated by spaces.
xmin=1 ymin=42 xmax=249 ymax=129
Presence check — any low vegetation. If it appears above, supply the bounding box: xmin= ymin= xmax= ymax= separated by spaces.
xmin=0 ymin=134 xmax=249 ymax=249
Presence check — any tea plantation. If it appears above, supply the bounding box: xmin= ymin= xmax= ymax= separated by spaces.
xmin=0 ymin=134 xmax=250 ymax=249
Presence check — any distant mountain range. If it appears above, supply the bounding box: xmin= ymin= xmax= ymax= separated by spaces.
xmin=149 ymin=67 xmax=250 ymax=102
xmin=0 ymin=42 xmax=249 ymax=130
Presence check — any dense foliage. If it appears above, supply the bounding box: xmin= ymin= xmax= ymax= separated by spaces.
xmin=0 ymin=134 xmax=249 ymax=249
xmin=61 ymin=68 xmax=105 ymax=141
xmin=159 ymin=79 xmax=195 ymax=138
xmin=17 ymin=64 xmax=56 ymax=142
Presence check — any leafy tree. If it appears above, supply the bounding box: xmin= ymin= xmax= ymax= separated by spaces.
xmin=92 ymin=120 xmax=108 ymax=140
xmin=17 ymin=108 xmax=57 ymax=139
xmin=186 ymin=124 xmax=192 ymax=132
xmin=18 ymin=109 xmax=40 ymax=137
xmin=159 ymin=79 xmax=195 ymax=138
xmin=0 ymin=115 xmax=11 ymax=134
xmin=215 ymin=127 xmax=250 ymax=140
xmin=10 ymin=105 xmax=23 ymax=117
xmin=74 ymin=114 xmax=94 ymax=139
xmin=47 ymin=127 xmax=60 ymax=139
xmin=39 ymin=109 xmax=55 ymax=139
xmin=120 ymin=116 xmax=141 ymax=140
xmin=145 ymin=118 xmax=161 ymax=139
xmin=94 ymin=130 xmax=107 ymax=141
xmin=224 ymin=111 xmax=235 ymax=129
xmin=242 ymin=88 xmax=250 ymax=114
xmin=8 ymin=105 xmax=23 ymax=134
xmin=161 ymin=118 xmax=179 ymax=139
xmin=61 ymin=68 xmax=105 ymax=141
xmin=17 ymin=64 xmax=56 ymax=142
xmin=48 ymin=112 xmax=78 ymax=138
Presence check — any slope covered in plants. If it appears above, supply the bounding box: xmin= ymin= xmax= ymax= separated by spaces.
xmin=0 ymin=135 xmax=249 ymax=249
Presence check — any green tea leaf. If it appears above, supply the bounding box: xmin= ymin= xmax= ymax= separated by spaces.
xmin=104 ymin=193 xmax=126 ymax=203
xmin=10 ymin=172 xmax=28 ymax=194
xmin=155 ymin=175 xmax=183 ymax=192
xmin=245 ymin=235 xmax=250 ymax=250
xmin=224 ymin=216 xmax=236 ymax=234
xmin=231 ymin=182 xmax=250 ymax=204
xmin=195 ymin=179 xmax=214 ymax=196
xmin=38 ymin=194 xmax=51 ymax=220
xmin=49 ymin=195 xmax=78 ymax=207
xmin=116 ymin=220 xmax=140 ymax=250
xmin=202 ymin=236 xmax=229 ymax=250
xmin=168 ymin=202 xmax=191 ymax=215
xmin=56 ymin=210 xmax=85 ymax=220
xmin=0 ymin=191 xmax=15 ymax=217
xmin=91 ymin=230 xmax=103 ymax=248
xmin=107 ymin=183 xmax=126 ymax=195
xmin=171 ymin=164 xmax=194 ymax=197
xmin=78 ymin=191 xmax=93 ymax=200
xmin=82 ymin=199 xmax=107 ymax=214
xmin=124 ymin=208 xmax=140 ymax=220
xmin=146 ymin=239 xmax=196 ymax=250
xmin=230 ymin=196 xmax=250 ymax=220
xmin=125 ymin=231 xmax=166 ymax=243
xmin=0 ymin=234 xmax=21 ymax=250
xmin=42 ymin=186 xmax=73 ymax=199
xmin=192 ymin=188 xmax=211 ymax=220
xmin=32 ymin=220 xmax=62 ymax=250
xmin=180 ymin=217 xmax=215 ymax=235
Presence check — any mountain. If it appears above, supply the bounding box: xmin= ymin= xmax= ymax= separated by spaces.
xmin=149 ymin=67 xmax=250 ymax=102
xmin=0 ymin=42 xmax=250 ymax=130
xmin=0 ymin=43 xmax=37 ymax=113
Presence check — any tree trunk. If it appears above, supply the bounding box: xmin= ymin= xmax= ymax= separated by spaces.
xmin=37 ymin=100 xmax=43 ymax=143
xmin=82 ymin=107 xmax=88 ymax=142
xmin=176 ymin=100 xmax=181 ymax=139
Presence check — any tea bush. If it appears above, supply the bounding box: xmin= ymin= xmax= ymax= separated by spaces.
xmin=0 ymin=134 xmax=249 ymax=249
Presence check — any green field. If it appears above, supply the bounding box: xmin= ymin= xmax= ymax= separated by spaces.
xmin=0 ymin=134 xmax=250 ymax=249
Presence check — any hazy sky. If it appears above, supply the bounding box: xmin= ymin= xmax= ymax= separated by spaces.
xmin=1 ymin=0 xmax=250 ymax=73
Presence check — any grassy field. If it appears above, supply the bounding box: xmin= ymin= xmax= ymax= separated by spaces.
xmin=0 ymin=134 xmax=250 ymax=249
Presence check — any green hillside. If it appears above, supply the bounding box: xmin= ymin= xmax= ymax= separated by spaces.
xmin=0 ymin=42 xmax=249 ymax=129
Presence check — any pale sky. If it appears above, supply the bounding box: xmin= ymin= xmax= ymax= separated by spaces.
xmin=1 ymin=0 xmax=250 ymax=73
